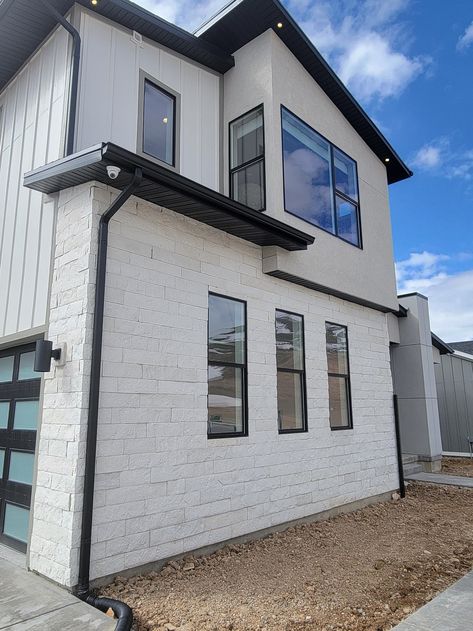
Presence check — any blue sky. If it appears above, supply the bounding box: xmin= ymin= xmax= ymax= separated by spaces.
xmin=136 ymin=0 xmax=473 ymax=341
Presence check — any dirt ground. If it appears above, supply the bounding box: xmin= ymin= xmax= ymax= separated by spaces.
xmin=101 ymin=482 xmax=473 ymax=631
xmin=442 ymin=456 xmax=473 ymax=478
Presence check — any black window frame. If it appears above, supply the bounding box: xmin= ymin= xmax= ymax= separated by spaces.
xmin=325 ymin=322 xmax=353 ymax=431
xmin=207 ymin=292 xmax=248 ymax=439
xmin=229 ymin=104 xmax=266 ymax=212
xmin=141 ymin=77 xmax=178 ymax=169
xmin=280 ymin=105 xmax=363 ymax=249
xmin=275 ymin=309 xmax=308 ymax=435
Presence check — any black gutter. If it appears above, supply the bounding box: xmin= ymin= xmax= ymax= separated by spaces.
xmin=76 ymin=168 xmax=143 ymax=630
xmin=393 ymin=394 xmax=406 ymax=499
xmin=39 ymin=0 xmax=80 ymax=156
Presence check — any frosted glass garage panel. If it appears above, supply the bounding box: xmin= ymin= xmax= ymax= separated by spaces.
xmin=0 ymin=402 xmax=9 ymax=428
xmin=13 ymin=401 xmax=39 ymax=430
xmin=8 ymin=451 xmax=34 ymax=485
xmin=3 ymin=504 xmax=30 ymax=543
xmin=18 ymin=352 xmax=39 ymax=380
xmin=0 ymin=356 xmax=14 ymax=382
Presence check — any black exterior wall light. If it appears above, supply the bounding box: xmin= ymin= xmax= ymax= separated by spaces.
xmin=34 ymin=340 xmax=66 ymax=373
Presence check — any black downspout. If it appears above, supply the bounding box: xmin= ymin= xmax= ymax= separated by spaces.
xmin=393 ymin=394 xmax=406 ymax=498
xmin=38 ymin=3 xmax=139 ymax=628
xmin=76 ymin=168 xmax=142 ymax=629
xmin=39 ymin=0 xmax=81 ymax=156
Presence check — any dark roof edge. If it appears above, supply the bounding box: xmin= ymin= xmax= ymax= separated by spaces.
xmin=431 ymin=333 xmax=453 ymax=355
xmin=23 ymin=142 xmax=314 ymax=252
xmin=196 ymin=0 xmax=412 ymax=184
xmin=267 ymin=270 xmax=398 ymax=314
xmin=82 ymin=0 xmax=234 ymax=71
xmin=274 ymin=0 xmax=412 ymax=183
xmin=398 ymin=291 xmax=429 ymax=301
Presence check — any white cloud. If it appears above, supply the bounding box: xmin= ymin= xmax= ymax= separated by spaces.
xmin=410 ymin=139 xmax=473 ymax=181
xmin=396 ymin=252 xmax=473 ymax=341
xmin=136 ymin=0 xmax=224 ymax=31
xmin=457 ymin=21 xmax=473 ymax=51
xmin=412 ymin=143 xmax=443 ymax=169
xmin=286 ymin=0 xmax=429 ymax=103
xmin=338 ymin=34 xmax=424 ymax=101
xmin=134 ymin=0 xmax=428 ymax=104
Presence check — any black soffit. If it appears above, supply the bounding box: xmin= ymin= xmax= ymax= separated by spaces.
xmin=196 ymin=0 xmax=413 ymax=185
xmin=23 ymin=143 xmax=314 ymax=252
xmin=0 ymin=0 xmax=234 ymax=92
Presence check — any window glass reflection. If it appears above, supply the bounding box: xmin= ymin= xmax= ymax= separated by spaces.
xmin=143 ymin=80 xmax=175 ymax=166
xmin=208 ymin=365 xmax=244 ymax=435
xmin=0 ymin=356 xmax=14 ymax=383
xmin=208 ymin=295 xmax=245 ymax=364
xmin=282 ymin=108 xmax=334 ymax=232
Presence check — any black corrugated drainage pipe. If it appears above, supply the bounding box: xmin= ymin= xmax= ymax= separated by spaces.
xmin=39 ymin=0 xmax=81 ymax=156
xmin=76 ymin=168 xmax=143 ymax=630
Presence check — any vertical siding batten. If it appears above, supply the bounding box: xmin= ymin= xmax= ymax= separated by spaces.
xmin=0 ymin=27 xmax=71 ymax=338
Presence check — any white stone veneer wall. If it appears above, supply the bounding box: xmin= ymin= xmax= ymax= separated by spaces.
xmin=30 ymin=182 xmax=398 ymax=586
xmin=29 ymin=184 xmax=99 ymax=587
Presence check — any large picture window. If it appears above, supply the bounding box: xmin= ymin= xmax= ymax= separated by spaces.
xmin=325 ymin=323 xmax=353 ymax=430
xmin=142 ymin=78 xmax=177 ymax=167
xmin=229 ymin=105 xmax=265 ymax=211
xmin=275 ymin=310 xmax=307 ymax=433
xmin=282 ymin=107 xmax=361 ymax=247
xmin=208 ymin=294 xmax=247 ymax=438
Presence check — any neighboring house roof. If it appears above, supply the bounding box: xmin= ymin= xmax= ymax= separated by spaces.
xmin=431 ymin=333 xmax=454 ymax=355
xmin=23 ymin=142 xmax=314 ymax=251
xmin=449 ymin=341 xmax=473 ymax=356
xmin=0 ymin=0 xmax=234 ymax=93
xmin=195 ymin=0 xmax=412 ymax=185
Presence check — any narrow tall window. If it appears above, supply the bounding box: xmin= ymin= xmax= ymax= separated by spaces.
xmin=143 ymin=79 xmax=176 ymax=166
xmin=282 ymin=107 xmax=361 ymax=247
xmin=275 ymin=310 xmax=307 ymax=433
xmin=325 ymin=323 xmax=353 ymax=429
xmin=208 ymin=294 xmax=247 ymax=438
xmin=229 ymin=105 xmax=265 ymax=211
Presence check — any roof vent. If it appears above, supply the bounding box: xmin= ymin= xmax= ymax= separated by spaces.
xmin=131 ymin=31 xmax=143 ymax=46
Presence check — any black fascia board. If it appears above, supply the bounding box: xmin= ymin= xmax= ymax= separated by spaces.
xmin=0 ymin=0 xmax=233 ymax=92
xmin=196 ymin=0 xmax=412 ymax=185
xmin=431 ymin=332 xmax=454 ymax=355
xmin=23 ymin=142 xmax=314 ymax=252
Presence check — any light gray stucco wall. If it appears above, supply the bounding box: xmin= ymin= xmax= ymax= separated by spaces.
xmin=390 ymin=294 xmax=442 ymax=470
xmin=223 ymin=30 xmax=399 ymax=312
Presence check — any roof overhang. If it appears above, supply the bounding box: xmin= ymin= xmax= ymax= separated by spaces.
xmin=23 ymin=143 xmax=314 ymax=252
xmin=431 ymin=333 xmax=453 ymax=355
xmin=196 ymin=0 xmax=412 ymax=185
xmin=0 ymin=0 xmax=234 ymax=93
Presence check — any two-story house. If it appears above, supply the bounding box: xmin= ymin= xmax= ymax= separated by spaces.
xmin=0 ymin=0 xmax=412 ymax=594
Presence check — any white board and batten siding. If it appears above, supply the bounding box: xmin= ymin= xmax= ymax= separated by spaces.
xmin=76 ymin=10 xmax=221 ymax=191
xmin=0 ymin=26 xmax=71 ymax=340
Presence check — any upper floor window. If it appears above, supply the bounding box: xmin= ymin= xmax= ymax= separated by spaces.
xmin=281 ymin=107 xmax=361 ymax=247
xmin=208 ymin=293 xmax=247 ymax=438
xmin=142 ymin=78 xmax=176 ymax=167
xmin=325 ymin=323 xmax=353 ymax=430
xmin=275 ymin=310 xmax=307 ymax=433
xmin=229 ymin=105 xmax=265 ymax=211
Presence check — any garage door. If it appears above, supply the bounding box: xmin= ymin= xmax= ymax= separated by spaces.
xmin=0 ymin=343 xmax=40 ymax=552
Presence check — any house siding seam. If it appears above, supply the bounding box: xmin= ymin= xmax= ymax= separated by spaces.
xmin=30 ymin=182 xmax=398 ymax=586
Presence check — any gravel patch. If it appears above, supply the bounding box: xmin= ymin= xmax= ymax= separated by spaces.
xmin=100 ymin=483 xmax=473 ymax=631
xmin=442 ymin=456 xmax=473 ymax=478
